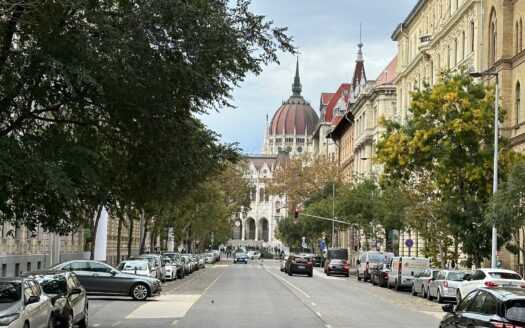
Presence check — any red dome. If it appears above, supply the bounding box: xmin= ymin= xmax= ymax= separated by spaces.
xmin=269 ymin=96 xmax=319 ymax=136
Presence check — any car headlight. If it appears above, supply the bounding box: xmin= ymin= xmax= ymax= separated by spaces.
xmin=0 ymin=313 xmax=19 ymax=326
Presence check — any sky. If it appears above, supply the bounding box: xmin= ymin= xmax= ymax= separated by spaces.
xmin=201 ymin=0 xmax=418 ymax=154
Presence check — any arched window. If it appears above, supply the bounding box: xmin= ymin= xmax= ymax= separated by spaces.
xmin=259 ymin=188 xmax=265 ymax=202
xmin=517 ymin=82 xmax=522 ymax=125
xmin=489 ymin=8 xmax=497 ymax=65
xmin=250 ymin=187 xmax=256 ymax=201
xmin=470 ymin=21 xmax=475 ymax=53
xmin=447 ymin=45 xmax=451 ymax=69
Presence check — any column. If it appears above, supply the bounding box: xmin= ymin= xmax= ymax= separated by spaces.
xmin=241 ymin=219 xmax=245 ymax=241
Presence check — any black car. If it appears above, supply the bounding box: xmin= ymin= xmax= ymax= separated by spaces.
xmin=52 ymin=260 xmax=162 ymax=301
xmin=286 ymin=255 xmax=313 ymax=277
xmin=312 ymin=255 xmax=323 ymax=267
xmin=26 ymin=271 xmax=89 ymax=328
xmin=440 ymin=287 xmax=525 ymax=327
xmin=370 ymin=264 xmax=390 ymax=287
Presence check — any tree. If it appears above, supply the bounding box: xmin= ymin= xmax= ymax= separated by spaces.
xmin=0 ymin=0 xmax=294 ymax=235
xmin=376 ymin=71 xmax=515 ymax=265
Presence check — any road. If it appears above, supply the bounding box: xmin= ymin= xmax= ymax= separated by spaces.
xmin=88 ymin=260 xmax=445 ymax=328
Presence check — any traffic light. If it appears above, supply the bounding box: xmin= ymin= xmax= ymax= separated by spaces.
xmin=294 ymin=208 xmax=299 ymax=219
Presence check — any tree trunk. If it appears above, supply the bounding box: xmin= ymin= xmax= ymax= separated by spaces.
xmin=116 ymin=216 xmax=123 ymax=263
xmin=127 ymin=216 xmax=134 ymax=258
xmin=150 ymin=224 xmax=157 ymax=253
xmin=139 ymin=218 xmax=148 ymax=254
xmin=90 ymin=204 xmax=105 ymax=260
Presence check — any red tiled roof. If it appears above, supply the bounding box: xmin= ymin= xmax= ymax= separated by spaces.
xmin=321 ymin=93 xmax=335 ymax=106
xmin=376 ymin=56 xmax=398 ymax=86
xmin=324 ymin=83 xmax=351 ymax=123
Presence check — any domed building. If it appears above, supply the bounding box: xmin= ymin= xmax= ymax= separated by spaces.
xmin=263 ymin=59 xmax=319 ymax=156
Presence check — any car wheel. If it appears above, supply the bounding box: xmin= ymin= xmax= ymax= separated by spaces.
xmin=288 ymin=270 xmax=292 ymax=276
xmin=357 ymin=274 xmax=361 ymax=281
xmin=437 ymin=289 xmax=443 ymax=303
xmin=428 ymin=289 xmax=433 ymax=301
xmin=395 ymin=280 xmax=401 ymax=291
xmin=423 ymin=287 xmax=428 ymax=298
xmin=456 ymin=290 xmax=462 ymax=303
xmin=308 ymin=272 xmax=313 ymax=277
xmin=48 ymin=316 xmax=54 ymax=328
xmin=131 ymin=283 xmax=149 ymax=301
xmin=411 ymin=285 xmax=417 ymax=296
xmin=24 ymin=322 xmax=29 ymax=328
xmin=78 ymin=305 xmax=88 ymax=328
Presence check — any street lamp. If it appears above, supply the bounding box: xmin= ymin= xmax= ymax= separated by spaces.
xmin=470 ymin=69 xmax=499 ymax=269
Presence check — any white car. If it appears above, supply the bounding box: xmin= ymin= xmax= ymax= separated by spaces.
xmin=457 ymin=268 xmax=524 ymax=301
xmin=280 ymin=255 xmax=289 ymax=272
xmin=162 ymin=257 xmax=177 ymax=280
xmin=247 ymin=251 xmax=261 ymax=260
xmin=117 ymin=260 xmax=154 ymax=278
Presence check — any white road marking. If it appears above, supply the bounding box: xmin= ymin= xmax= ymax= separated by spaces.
xmin=316 ymin=311 xmax=322 ymax=317
xmin=93 ymin=324 xmax=100 ymax=327
xmin=265 ymin=268 xmax=311 ymax=299
xmin=311 ymin=302 xmax=317 ymax=306
xmin=126 ymin=294 xmax=201 ymax=319
xmin=111 ymin=321 xmax=121 ymax=327
xmin=171 ymin=320 xmax=179 ymax=326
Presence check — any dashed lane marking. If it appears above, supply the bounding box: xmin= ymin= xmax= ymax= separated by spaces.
xmin=171 ymin=320 xmax=179 ymax=326
xmin=311 ymin=302 xmax=317 ymax=306
xmin=111 ymin=321 xmax=121 ymax=327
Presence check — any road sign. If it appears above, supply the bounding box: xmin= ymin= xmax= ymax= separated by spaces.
xmin=301 ymin=236 xmax=307 ymax=249
xmin=405 ymin=239 xmax=414 ymax=248
xmin=319 ymin=239 xmax=326 ymax=251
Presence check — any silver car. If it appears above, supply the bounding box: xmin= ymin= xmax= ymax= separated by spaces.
xmin=411 ymin=269 xmax=439 ymax=298
xmin=428 ymin=270 xmax=467 ymax=303
xmin=0 ymin=277 xmax=54 ymax=328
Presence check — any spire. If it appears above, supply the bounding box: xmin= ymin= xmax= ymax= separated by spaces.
xmin=352 ymin=23 xmax=367 ymax=94
xmin=292 ymin=57 xmax=302 ymax=96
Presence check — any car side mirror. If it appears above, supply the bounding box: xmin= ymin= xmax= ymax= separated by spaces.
xmin=110 ymin=270 xmax=118 ymax=276
xmin=442 ymin=304 xmax=455 ymax=313
xmin=463 ymin=274 xmax=471 ymax=281
xmin=26 ymin=295 xmax=40 ymax=305
xmin=70 ymin=287 xmax=82 ymax=295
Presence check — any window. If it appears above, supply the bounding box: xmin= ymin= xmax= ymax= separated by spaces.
xmin=488 ymin=271 xmax=522 ymax=280
xmin=64 ymin=261 xmax=91 ymax=271
xmin=471 ymin=270 xmax=486 ymax=280
xmin=517 ymin=21 xmax=520 ymax=55
xmin=461 ymin=31 xmax=466 ymax=59
xmin=480 ymin=294 xmax=498 ymax=315
xmin=517 ymin=82 xmax=521 ymax=125
xmin=37 ymin=261 xmax=41 ymax=270
xmin=466 ymin=292 xmax=487 ymax=313
xmin=1 ymin=264 xmax=5 ymax=277
xmin=259 ymin=188 xmax=265 ymax=202
xmin=489 ymin=8 xmax=497 ymax=65
xmin=437 ymin=271 xmax=446 ymax=280
xmin=14 ymin=263 xmax=19 ymax=277
xmin=470 ymin=21 xmax=475 ymax=53
xmin=26 ymin=262 xmax=31 ymax=272
xmin=521 ymin=19 xmax=523 ymax=52
xmin=297 ymin=146 xmax=303 ymax=153
xmin=23 ymin=281 xmax=34 ymax=301
xmin=457 ymin=291 xmax=478 ymax=312
xmin=447 ymin=45 xmax=451 ymax=69
xmin=454 ymin=38 xmax=458 ymax=66
xmin=90 ymin=262 xmax=112 ymax=273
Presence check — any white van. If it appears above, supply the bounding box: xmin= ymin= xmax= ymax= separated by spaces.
xmin=357 ymin=251 xmax=394 ymax=282
xmin=388 ymin=256 xmax=430 ymax=290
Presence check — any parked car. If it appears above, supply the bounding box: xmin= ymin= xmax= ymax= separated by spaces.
xmin=162 ymin=253 xmax=185 ymax=279
xmin=205 ymin=253 xmax=216 ymax=264
xmin=234 ymin=252 xmax=248 ymax=264
xmin=285 ymin=255 xmax=313 ymax=277
xmin=457 ymin=268 xmax=524 ymax=302
xmin=312 ymin=255 xmax=323 ymax=267
xmin=439 ymin=287 xmax=525 ymax=327
xmin=212 ymin=250 xmax=221 ymax=262
xmin=0 ymin=277 xmax=54 ymax=328
xmin=117 ymin=260 xmax=154 ymax=278
xmin=370 ymin=263 xmax=391 ymax=287
xmin=357 ymin=251 xmax=394 ymax=282
xmin=197 ymin=255 xmax=206 ymax=269
xmin=412 ymin=269 xmax=440 ymax=298
xmin=52 ymin=260 xmax=162 ymax=301
xmin=388 ymin=256 xmax=431 ymax=290
xmin=179 ymin=255 xmax=193 ymax=274
xmin=280 ymin=255 xmax=289 ymax=272
xmin=28 ymin=271 xmax=89 ymax=328
xmin=162 ymin=257 xmax=178 ymax=280
xmin=134 ymin=254 xmax=166 ymax=282
xmin=247 ymin=251 xmax=261 ymax=260
xmin=324 ymin=248 xmax=349 ymax=277
xmin=428 ymin=270 xmax=468 ymax=303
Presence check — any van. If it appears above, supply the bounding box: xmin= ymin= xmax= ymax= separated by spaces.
xmin=388 ymin=256 xmax=430 ymax=290
xmin=356 ymin=251 xmax=394 ymax=282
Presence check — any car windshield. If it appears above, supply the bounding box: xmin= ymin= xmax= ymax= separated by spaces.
xmin=37 ymin=275 xmax=67 ymax=295
xmin=119 ymin=261 xmax=148 ymax=271
xmin=506 ymin=300 xmax=525 ymax=322
xmin=368 ymin=253 xmax=387 ymax=263
xmin=489 ymin=272 xmax=522 ymax=280
xmin=236 ymin=253 xmax=246 ymax=257
xmin=0 ymin=282 xmax=21 ymax=303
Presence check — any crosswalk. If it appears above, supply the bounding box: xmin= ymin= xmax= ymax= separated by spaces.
xmin=126 ymin=294 xmax=202 ymax=320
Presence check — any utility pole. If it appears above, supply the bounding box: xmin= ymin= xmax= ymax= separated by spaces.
xmin=332 ymin=183 xmax=335 ymax=248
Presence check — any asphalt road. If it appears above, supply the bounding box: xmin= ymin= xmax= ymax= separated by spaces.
xmin=88 ymin=260 xmax=444 ymax=328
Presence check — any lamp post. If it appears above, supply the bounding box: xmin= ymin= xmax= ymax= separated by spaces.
xmin=470 ymin=70 xmax=499 ymax=269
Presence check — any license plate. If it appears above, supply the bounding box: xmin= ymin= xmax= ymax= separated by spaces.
xmin=297 ymin=265 xmax=305 ymax=269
